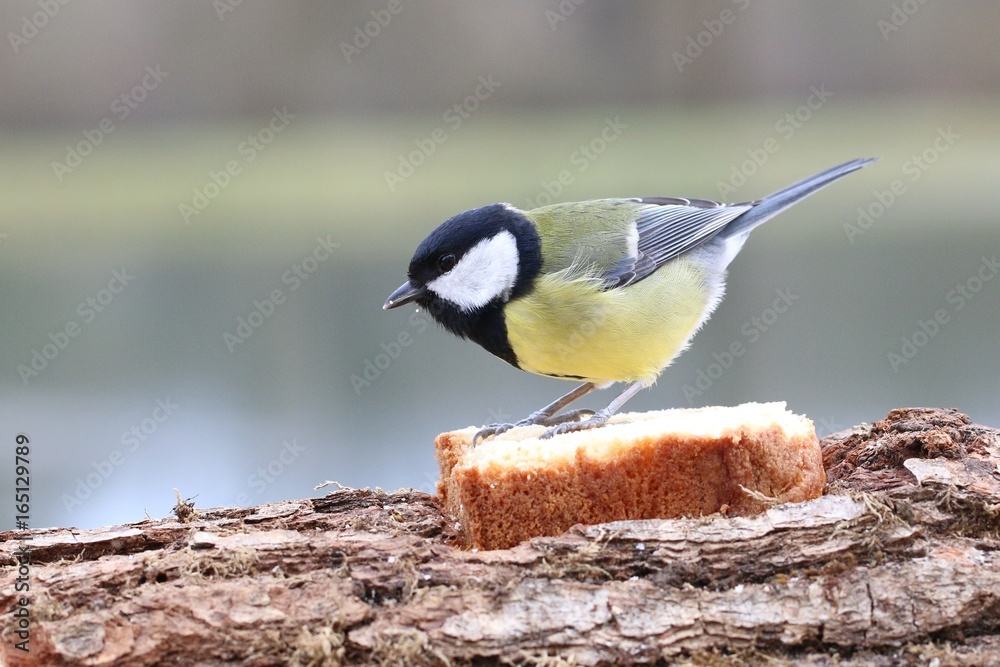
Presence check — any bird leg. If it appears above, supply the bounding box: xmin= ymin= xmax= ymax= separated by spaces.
xmin=539 ymin=380 xmax=645 ymax=439
xmin=473 ymin=382 xmax=597 ymax=444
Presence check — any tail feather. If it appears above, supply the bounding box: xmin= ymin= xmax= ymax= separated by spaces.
xmin=720 ymin=157 xmax=877 ymax=239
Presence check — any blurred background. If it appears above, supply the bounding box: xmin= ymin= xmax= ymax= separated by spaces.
xmin=2 ymin=1 xmax=998 ymax=530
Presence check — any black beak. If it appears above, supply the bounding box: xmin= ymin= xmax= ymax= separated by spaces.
xmin=383 ymin=280 xmax=426 ymax=310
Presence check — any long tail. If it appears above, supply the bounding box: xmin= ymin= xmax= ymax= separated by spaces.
xmin=720 ymin=157 xmax=877 ymax=239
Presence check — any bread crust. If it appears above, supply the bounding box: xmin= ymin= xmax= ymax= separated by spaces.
xmin=436 ymin=403 xmax=825 ymax=550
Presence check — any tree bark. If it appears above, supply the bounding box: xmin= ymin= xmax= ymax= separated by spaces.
xmin=2 ymin=407 xmax=999 ymax=666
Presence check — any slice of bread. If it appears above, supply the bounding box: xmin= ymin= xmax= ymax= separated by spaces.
xmin=436 ymin=402 xmax=825 ymax=550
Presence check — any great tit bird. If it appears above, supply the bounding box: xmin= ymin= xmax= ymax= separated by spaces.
xmin=384 ymin=158 xmax=875 ymax=441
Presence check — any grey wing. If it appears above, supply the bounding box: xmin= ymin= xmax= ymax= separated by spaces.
xmin=603 ymin=196 xmax=757 ymax=289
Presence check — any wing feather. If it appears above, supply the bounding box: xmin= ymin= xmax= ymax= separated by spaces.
xmin=602 ymin=197 xmax=756 ymax=289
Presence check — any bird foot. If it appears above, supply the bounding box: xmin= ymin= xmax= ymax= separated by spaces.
xmin=472 ymin=422 xmax=519 ymax=444
xmin=539 ymin=411 xmax=609 ymax=439
xmin=473 ymin=408 xmax=596 ymax=445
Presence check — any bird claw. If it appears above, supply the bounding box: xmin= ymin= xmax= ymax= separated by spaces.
xmin=473 ymin=408 xmax=598 ymax=445
xmin=473 ymin=423 xmax=516 ymax=445
xmin=541 ymin=408 xmax=595 ymax=426
xmin=539 ymin=412 xmax=609 ymax=440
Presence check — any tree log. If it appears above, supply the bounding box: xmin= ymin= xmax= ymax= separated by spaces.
xmin=2 ymin=407 xmax=999 ymax=666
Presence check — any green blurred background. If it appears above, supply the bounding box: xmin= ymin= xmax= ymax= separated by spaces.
xmin=2 ymin=1 xmax=998 ymax=530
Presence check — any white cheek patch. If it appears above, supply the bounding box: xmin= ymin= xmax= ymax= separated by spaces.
xmin=427 ymin=230 xmax=520 ymax=311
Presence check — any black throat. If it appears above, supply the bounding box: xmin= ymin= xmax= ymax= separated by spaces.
xmin=421 ymin=294 xmax=519 ymax=366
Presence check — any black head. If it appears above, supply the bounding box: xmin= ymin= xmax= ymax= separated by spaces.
xmin=383 ymin=203 xmax=541 ymax=366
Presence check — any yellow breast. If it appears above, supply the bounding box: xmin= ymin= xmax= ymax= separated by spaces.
xmin=504 ymin=258 xmax=712 ymax=385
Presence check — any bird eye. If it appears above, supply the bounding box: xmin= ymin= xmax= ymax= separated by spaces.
xmin=437 ymin=253 xmax=457 ymax=273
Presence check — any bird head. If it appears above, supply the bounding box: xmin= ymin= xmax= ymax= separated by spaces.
xmin=383 ymin=204 xmax=541 ymax=332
